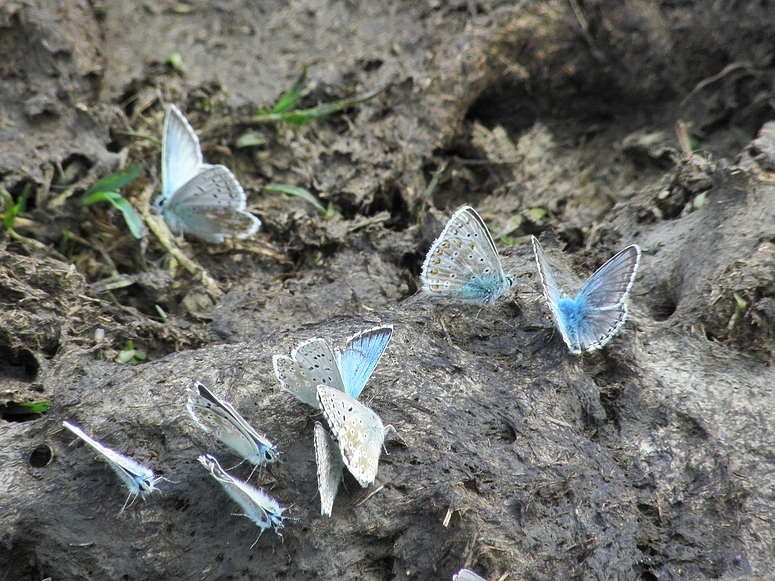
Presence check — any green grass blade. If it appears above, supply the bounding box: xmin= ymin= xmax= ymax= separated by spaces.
xmin=253 ymin=85 xmax=384 ymax=126
xmin=83 ymin=192 xmax=144 ymax=239
xmin=84 ymin=165 xmax=141 ymax=196
xmin=264 ymin=183 xmax=327 ymax=214
xmin=271 ymin=67 xmax=308 ymax=114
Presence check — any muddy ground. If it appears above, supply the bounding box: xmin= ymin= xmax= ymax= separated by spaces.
xmin=2 ymin=1 xmax=775 ymax=580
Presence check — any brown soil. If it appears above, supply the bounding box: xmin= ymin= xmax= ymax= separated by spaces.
xmin=2 ymin=1 xmax=775 ymax=580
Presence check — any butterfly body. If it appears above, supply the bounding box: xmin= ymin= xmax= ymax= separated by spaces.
xmin=187 ymin=382 xmax=278 ymax=466
xmin=421 ymin=206 xmax=514 ymax=306
xmin=274 ymin=325 xmax=393 ymax=408
xmin=155 ymin=104 xmax=260 ymax=243
xmin=316 ymin=385 xmax=392 ymax=487
xmin=198 ymin=454 xmax=286 ymax=539
xmin=62 ymin=420 xmax=166 ymax=511
xmin=532 ymin=236 xmax=641 ymax=354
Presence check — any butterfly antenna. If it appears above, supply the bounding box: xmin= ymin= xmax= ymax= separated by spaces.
xmin=158 ymin=475 xmax=180 ymax=484
xmin=249 ymin=530 xmax=265 ymax=549
xmin=226 ymin=458 xmax=248 ymax=471
xmin=120 ymin=491 xmax=138 ymax=514
xmin=246 ymin=463 xmax=265 ymax=482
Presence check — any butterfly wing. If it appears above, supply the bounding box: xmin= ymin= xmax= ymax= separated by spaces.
xmin=453 ymin=569 xmax=487 ymax=581
xmin=162 ymin=165 xmax=260 ymax=243
xmin=161 ymin=104 xmax=203 ymax=201
xmin=337 ymin=325 xmax=393 ymax=400
xmin=274 ymin=338 xmax=346 ymax=408
xmin=421 ymin=206 xmax=513 ymax=306
xmin=571 ymin=244 xmax=641 ymax=351
xmin=314 ymin=422 xmax=343 ymax=517
xmin=316 ymin=385 xmax=387 ymax=487
xmin=531 ymin=236 xmax=575 ymax=346
xmin=187 ymin=383 xmax=278 ymax=466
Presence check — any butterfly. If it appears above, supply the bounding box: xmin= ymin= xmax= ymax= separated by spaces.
xmin=316 ymin=384 xmax=393 ymax=488
xmin=314 ymin=421 xmax=343 ymax=517
xmin=452 ymin=569 xmax=487 ymax=581
xmin=453 ymin=569 xmax=487 ymax=581
xmin=62 ymin=420 xmax=169 ymax=512
xmin=198 ymin=454 xmax=286 ymax=545
xmin=531 ymin=236 xmax=641 ymax=354
xmin=153 ymin=104 xmax=261 ymax=243
xmin=421 ymin=206 xmax=514 ymax=306
xmin=186 ymin=382 xmax=278 ymax=468
xmin=273 ymin=325 xmax=393 ymax=409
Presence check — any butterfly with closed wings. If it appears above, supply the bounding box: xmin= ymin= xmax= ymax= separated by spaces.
xmin=154 ymin=104 xmax=260 ymax=243
xmin=187 ymin=382 xmax=278 ymax=469
xmin=421 ymin=206 xmax=514 ymax=306
xmin=313 ymin=421 xmax=344 ymax=517
xmin=198 ymin=454 xmax=287 ymax=546
xmin=453 ymin=569 xmax=487 ymax=581
xmin=316 ymin=384 xmax=394 ymax=488
xmin=62 ymin=420 xmax=171 ymax=512
xmin=532 ymin=236 xmax=641 ymax=354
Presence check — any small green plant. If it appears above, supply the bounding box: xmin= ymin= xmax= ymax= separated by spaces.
xmin=116 ymin=340 xmax=146 ymax=364
xmin=83 ymin=165 xmax=144 ymax=239
xmin=264 ymin=184 xmax=337 ymax=219
xmin=0 ymin=183 xmax=30 ymax=240
xmin=253 ymin=67 xmax=383 ymax=127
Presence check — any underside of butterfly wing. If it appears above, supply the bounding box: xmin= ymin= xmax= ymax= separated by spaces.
xmin=162 ymin=166 xmax=260 ymax=242
xmin=316 ymin=385 xmax=387 ymax=487
xmin=274 ymin=338 xmax=346 ymax=408
xmin=314 ymin=422 xmax=343 ymax=516
xmin=421 ymin=206 xmax=512 ymax=306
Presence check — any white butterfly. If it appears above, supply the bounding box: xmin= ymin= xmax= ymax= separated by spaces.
xmin=62 ymin=420 xmax=169 ymax=512
xmin=532 ymin=236 xmax=641 ymax=354
xmin=154 ymin=104 xmax=261 ymax=243
xmin=273 ymin=325 xmax=393 ymax=409
xmin=421 ymin=206 xmax=514 ymax=306
xmin=198 ymin=454 xmax=286 ymax=545
xmin=186 ymin=382 xmax=278 ymax=468
xmin=314 ymin=421 xmax=343 ymax=517
xmin=316 ymin=384 xmax=393 ymax=488
xmin=453 ymin=568 xmax=487 ymax=581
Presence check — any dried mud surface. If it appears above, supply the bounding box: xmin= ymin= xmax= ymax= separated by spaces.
xmin=2 ymin=1 xmax=775 ymax=580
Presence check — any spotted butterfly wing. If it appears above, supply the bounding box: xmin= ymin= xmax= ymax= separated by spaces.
xmin=274 ymin=338 xmax=346 ymax=408
xmin=314 ymin=422 xmax=343 ymax=517
xmin=421 ymin=206 xmax=514 ymax=306
xmin=532 ymin=236 xmax=641 ymax=354
xmin=187 ymin=382 xmax=278 ymax=466
xmin=316 ymin=385 xmax=391 ymax=487
xmin=156 ymin=104 xmax=260 ymax=242
xmin=336 ymin=324 xmax=393 ymax=400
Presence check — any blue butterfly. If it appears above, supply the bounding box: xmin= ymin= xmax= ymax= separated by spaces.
xmin=62 ymin=421 xmax=171 ymax=512
xmin=154 ymin=104 xmax=260 ymax=243
xmin=198 ymin=454 xmax=287 ymax=546
xmin=273 ymin=325 xmax=393 ymax=408
xmin=421 ymin=206 xmax=514 ymax=306
xmin=186 ymin=382 xmax=278 ymax=468
xmin=453 ymin=569 xmax=487 ymax=581
xmin=532 ymin=236 xmax=641 ymax=354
